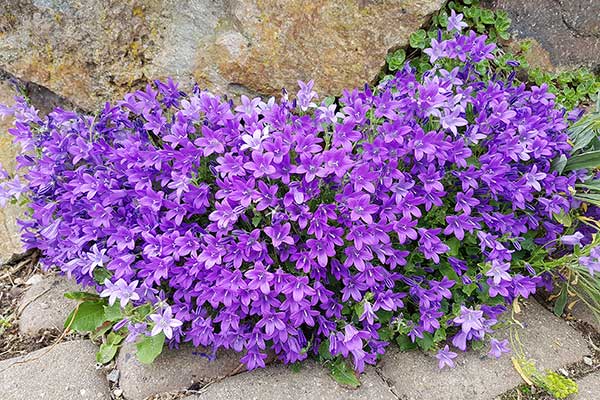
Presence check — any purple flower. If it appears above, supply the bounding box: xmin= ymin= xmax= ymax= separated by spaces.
xmin=484 ymin=260 xmax=512 ymax=285
xmin=82 ymin=244 xmax=109 ymax=276
xmin=488 ymin=338 xmax=510 ymax=359
xmin=149 ymin=306 xmax=183 ymax=339
xmin=264 ymin=222 xmax=294 ymax=248
xmin=447 ymin=9 xmax=468 ymax=32
xmin=100 ymin=278 xmax=140 ymax=307
xmin=347 ymin=194 xmax=378 ymax=224
xmin=0 ymin=23 xmax=587 ymax=373
xmin=453 ymin=306 xmax=484 ymax=334
xmin=436 ymin=345 xmax=458 ymax=369
xmin=560 ymin=232 xmax=584 ymax=247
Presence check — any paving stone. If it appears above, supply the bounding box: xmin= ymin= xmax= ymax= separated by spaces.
xmin=574 ymin=371 xmax=600 ymax=399
xmin=571 ymin=300 xmax=600 ymax=332
xmin=117 ymin=342 xmax=247 ymax=400
xmin=18 ymin=274 xmax=81 ymax=336
xmin=0 ymin=340 xmax=110 ymax=400
xmin=379 ymin=300 xmax=590 ymax=400
xmin=182 ymin=361 xmax=395 ymax=400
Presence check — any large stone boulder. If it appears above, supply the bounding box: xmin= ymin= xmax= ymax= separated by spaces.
xmin=0 ymin=0 xmax=444 ymax=110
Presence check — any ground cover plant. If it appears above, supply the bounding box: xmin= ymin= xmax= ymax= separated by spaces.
xmin=1 ymin=7 xmax=599 ymax=397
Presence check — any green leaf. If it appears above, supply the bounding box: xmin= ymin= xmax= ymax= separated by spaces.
xmin=553 ymin=288 xmax=568 ymax=317
xmin=553 ymin=210 xmax=572 ymax=227
xmin=104 ymin=303 xmax=123 ymax=322
xmin=329 ymin=359 xmax=360 ymax=388
xmin=471 ymin=340 xmax=485 ymax=351
xmin=396 ymin=334 xmax=417 ymax=351
xmin=386 ymin=49 xmax=406 ymax=71
xmin=64 ymin=302 xmax=107 ymax=333
xmin=290 ymin=362 xmax=302 ymax=373
xmin=439 ymin=263 xmax=460 ymax=282
xmin=574 ymin=193 xmax=600 ymax=207
xmin=96 ymin=342 xmax=119 ymax=364
xmin=323 ymin=96 xmax=336 ymax=107
xmin=416 ymin=332 xmax=434 ymax=351
xmin=354 ymin=302 xmax=364 ymax=318
xmin=107 ymin=332 xmax=125 ymax=346
xmin=462 ymin=283 xmax=477 ymax=296
xmin=433 ymin=327 xmax=446 ymax=343
xmin=551 ymin=154 xmax=568 ymax=174
xmin=318 ymin=340 xmax=333 ymax=361
xmin=134 ymin=304 xmax=153 ymax=319
xmin=480 ymin=9 xmax=495 ymax=24
xmin=565 ymin=150 xmax=600 ymax=171
xmin=93 ymin=268 xmax=112 ymax=285
xmin=136 ymin=333 xmax=165 ymax=364
xmin=446 ymin=237 xmax=461 ymax=257
xmin=90 ymin=321 xmax=113 ymax=341
xmin=409 ymin=29 xmax=427 ymax=49
xmin=252 ymin=215 xmax=262 ymax=227
xmin=64 ymin=291 xmax=101 ymax=302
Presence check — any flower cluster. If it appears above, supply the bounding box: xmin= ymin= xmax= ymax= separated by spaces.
xmin=0 ymin=22 xmax=581 ymax=371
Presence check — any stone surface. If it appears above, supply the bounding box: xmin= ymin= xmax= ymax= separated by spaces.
xmin=117 ymin=342 xmax=247 ymax=400
xmin=0 ymin=340 xmax=110 ymax=400
xmin=0 ymin=79 xmax=24 ymax=263
xmin=0 ymin=0 xmax=444 ymax=110
xmin=182 ymin=361 xmax=395 ymax=400
xmin=18 ymin=274 xmax=81 ymax=335
xmin=571 ymin=300 xmax=600 ymax=332
xmin=574 ymin=371 xmax=600 ymax=399
xmin=379 ymin=300 xmax=590 ymax=400
xmin=484 ymin=0 xmax=600 ymax=71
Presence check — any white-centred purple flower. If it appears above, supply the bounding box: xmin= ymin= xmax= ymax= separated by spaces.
xmin=447 ymin=9 xmax=468 ymax=32
xmin=436 ymin=345 xmax=458 ymax=369
xmin=488 ymin=338 xmax=510 ymax=359
xmin=149 ymin=306 xmax=183 ymax=339
xmin=100 ymin=278 xmax=140 ymax=307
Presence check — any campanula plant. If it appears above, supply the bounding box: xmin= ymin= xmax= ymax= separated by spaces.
xmin=1 ymin=14 xmax=599 ymax=387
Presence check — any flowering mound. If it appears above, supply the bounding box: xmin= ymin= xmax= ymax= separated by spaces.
xmin=0 ymin=26 xmax=584 ymax=372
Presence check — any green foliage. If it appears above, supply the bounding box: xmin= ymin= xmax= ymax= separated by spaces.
xmin=382 ymin=0 xmax=599 ymax=110
xmin=64 ymin=290 xmax=163 ymax=365
xmin=529 ymin=68 xmax=600 ymax=110
xmin=512 ymin=353 xmax=578 ymax=398
xmin=386 ymin=49 xmax=406 ymax=71
xmin=329 ymin=358 xmax=361 ymax=388
xmin=64 ymin=301 xmax=106 ymax=332
xmin=136 ymin=333 xmax=165 ymax=364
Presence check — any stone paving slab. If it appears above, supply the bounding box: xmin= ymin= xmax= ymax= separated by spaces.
xmin=571 ymin=300 xmax=600 ymax=332
xmin=379 ymin=300 xmax=590 ymax=400
xmin=182 ymin=361 xmax=395 ymax=400
xmin=0 ymin=340 xmax=110 ymax=400
xmin=574 ymin=370 xmax=600 ymax=399
xmin=117 ymin=342 xmax=247 ymax=400
xmin=18 ymin=274 xmax=80 ymax=336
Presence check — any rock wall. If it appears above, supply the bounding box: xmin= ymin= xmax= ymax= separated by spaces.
xmin=0 ymin=79 xmax=24 ymax=261
xmin=0 ymin=0 xmax=445 ymax=110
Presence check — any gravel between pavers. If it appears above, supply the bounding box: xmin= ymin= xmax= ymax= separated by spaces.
xmin=182 ymin=361 xmax=396 ymax=400
xmin=379 ymin=300 xmax=590 ymax=400
xmin=0 ymin=340 xmax=110 ymax=400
